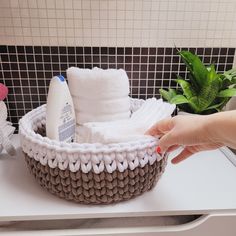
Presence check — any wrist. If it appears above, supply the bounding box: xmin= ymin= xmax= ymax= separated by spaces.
xmin=205 ymin=110 xmax=236 ymax=148
xmin=204 ymin=113 xmax=224 ymax=144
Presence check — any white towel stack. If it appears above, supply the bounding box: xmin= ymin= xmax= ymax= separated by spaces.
xmin=76 ymin=98 xmax=176 ymax=144
xmin=67 ymin=67 xmax=131 ymax=124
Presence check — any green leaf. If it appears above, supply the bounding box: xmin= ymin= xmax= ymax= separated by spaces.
xmin=170 ymin=95 xmax=189 ymax=105
xmin=176 ymin=76 xmax=196 ymax=99
xmin=221 ymin=77 xmax=235 ymax=89
xmin=206 ymin=65 xmax=218 ymax=82
xmin=159 ymin=89 xmax=171 ymax=102
xmin=204 ymin=100 xmax=227 ymax=111
xmin=188 ymin=96 xmax=201 ymax=114
xmin=177 ymin=50 xmax=195 ymax=74
xmin=159 ymin=88 xmax=177 ymax=102
xmin=217 ymin=88 xmax=236 ymax=97
xmin=223 ymin=68 xmax=236 ymax=78
xmin=188 ymin=73 xmax=199 ymax=92
xmin=198 ymin=65 xmax=222 ymax=109
xmin=168 ymin=88 xmax=177 ymax=98
xmin=221 ymin=68 xmax=236 ymax=88
xmin=177 ymin=50 xmax=208 ymax=88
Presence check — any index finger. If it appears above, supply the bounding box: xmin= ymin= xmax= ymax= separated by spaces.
xmin=145 ymin=117 xmax=174 ymax=136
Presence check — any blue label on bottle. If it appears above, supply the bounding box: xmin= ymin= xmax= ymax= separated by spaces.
xmin=58 ymin=103 xmax=75 ymax=143
xmin=57 ymin=75 xmax=65 ymax=82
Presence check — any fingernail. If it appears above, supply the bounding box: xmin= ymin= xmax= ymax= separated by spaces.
xmin=156 ymin=146 xmax=162 ymax=154
xmin=171 ymin=158 xmax=177 ymax=164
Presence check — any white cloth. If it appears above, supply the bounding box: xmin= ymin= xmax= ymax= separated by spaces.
xmin=67 ymin=67 xmax=131 ymax=124
xmin=73 ymin=97 xmax=131 ymax=115
xmin=76 ymin=98 xmax=176 ymax=144
xmin=0 ymin=101 xmax=16 ymax=155
xmin=73 ymin=97 xmax=131 ymax=123
xmin=75 ymin=110 xmax=131 ymax=124
xmin=67 ymin=67 xmax=130 ymax=99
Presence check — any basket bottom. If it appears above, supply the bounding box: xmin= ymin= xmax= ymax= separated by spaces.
xmin=24 ymin=153 xmax=167 ymax=204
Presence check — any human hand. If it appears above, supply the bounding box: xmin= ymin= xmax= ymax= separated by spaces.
xmin=146 ymin=115 xmax=223 ymax=164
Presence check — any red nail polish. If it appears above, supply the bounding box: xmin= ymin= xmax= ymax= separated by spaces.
xmin=156 ymin=146 xmax=161 ymax=154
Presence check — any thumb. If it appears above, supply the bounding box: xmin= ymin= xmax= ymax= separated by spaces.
xmin=146 ymin=117 xmax=173 ymax=136
xmin=159 ymin=131 xmax=177 ymax=153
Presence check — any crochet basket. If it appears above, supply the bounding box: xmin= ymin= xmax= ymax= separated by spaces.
xmin=19 ymin=99 xmax=168 ymax=204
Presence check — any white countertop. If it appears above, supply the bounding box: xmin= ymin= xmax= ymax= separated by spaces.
xmin=1 ymin=135 xmax=236 ymax=222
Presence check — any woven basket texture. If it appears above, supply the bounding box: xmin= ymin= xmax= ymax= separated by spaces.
xmin=20 ymin=99 xmax=168 ymax=204
xmin=24 ymin=150 xmax=167 ymax=204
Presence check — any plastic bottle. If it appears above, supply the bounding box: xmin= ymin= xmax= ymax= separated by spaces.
xmin=46 ymin=75 xmax=76 ymax=143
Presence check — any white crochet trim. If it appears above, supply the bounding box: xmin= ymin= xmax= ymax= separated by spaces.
xmin=19 ymin=99 xmax=162 ymax=174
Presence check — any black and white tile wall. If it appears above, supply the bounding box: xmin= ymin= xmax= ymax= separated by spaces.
xmin=0 ymin=45 xmax=235 ymax=130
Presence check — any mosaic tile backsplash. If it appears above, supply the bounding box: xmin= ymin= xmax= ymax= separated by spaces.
xmin=0 ymin=45 xmax=235 ymax=130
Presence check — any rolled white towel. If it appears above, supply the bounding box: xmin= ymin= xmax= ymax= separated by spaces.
xmin=76 ymin=98 xmax=176 ymax=144
xmin=67 ymin=67 xmax=131 ymax=124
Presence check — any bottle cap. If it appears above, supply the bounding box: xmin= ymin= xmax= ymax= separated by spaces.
xmin=57 ymin=75 xmax=65 ymax=82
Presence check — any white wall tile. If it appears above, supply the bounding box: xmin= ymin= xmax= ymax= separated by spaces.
xmin=31 ymin=27 xmax=40 ymax=36
xmin=28 ymin=0 xmax=38 ymax=9
xmin=74 ymin=9 xmax=82 ymax=18
xmin=10 ymin=0 xmax=19 ymax=8
xmin=91 ymin=10 xmax=99 ymax=19
xmin=12 ymin=18 xmax=21 ymax=27
xmin=48 ymin=19 xmax=57 ymax=28
xmin=46 ymin=0 xmax=55 ymax=9
xmin=82 ymin=0 xmax=90 ymax=10
xmin=66 ymin=19 xmax=74 ymax=28
xmin=18 ymin=0 xmax=28 ymax=9
xmin=0 ymin=0 xmax=235 ymax=47
xmin=14 ymin=27 xmax=23 ymax=36
xmin=5 ymin=27 xmax=14 ymax=36
xmin=91 ymin=28 xmax=100 ymax=37
xmin=74 ymin=28 xmax=83 ymax=37
xmin=74 ymin=19 xmax=82 ymax=28
xmin=47 ymin=9 xmax=56 ymax=18
xmin=38 ymin=0 xmax=46 ymax=9
xmin=20 ymin=8 xmax=29 ymax=17
xmin=11 ymin=8 xmax=21 ymax=17
xmin=108 ymin=1 xmax=116 ymax=10
xmin=73 ymin=0 xmax=82 ymax=10
xmin=21 ymin=18 xmax=30 ymax=27
xmin=55 ymin=0 xmax=64 ymax=9
xmin=39 ymin=18 xmax=48 ymax=28
xmin=65 ymin=9 xmax=73 ymax=19
xmin=29 ymin=9 xmax=39 ymax=18
xmin=57 ymin=18 xmax=65 ymax=28
xmin=65 ymin=0 xmax=73 ymax=9
xmin=66 ymin=28 xmax=75 ymax=37
xmin=38 ymin=9 xmax=47 ymax=18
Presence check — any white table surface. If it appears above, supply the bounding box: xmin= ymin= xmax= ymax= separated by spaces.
xmin=1 ymin=135 xmax=236 ymax=222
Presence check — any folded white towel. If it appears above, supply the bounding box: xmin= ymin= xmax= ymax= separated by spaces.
xmin=76 ymin=98 xmax=176 ymax=144
xmin=67 ymin=67 xmax=131 ymax=124
xmin=73 ymin=97 xmax=131 ymax=115
xmin=76 ymin=110 xmax=131 ymax=124
xmin=67 ymin=67 xmax=130 ymax=99
xmin=73 ymin=96 xmax=131 ymax=123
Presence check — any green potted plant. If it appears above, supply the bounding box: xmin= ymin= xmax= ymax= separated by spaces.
xmin=160 ymin=50 xmax=236 ymax=114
